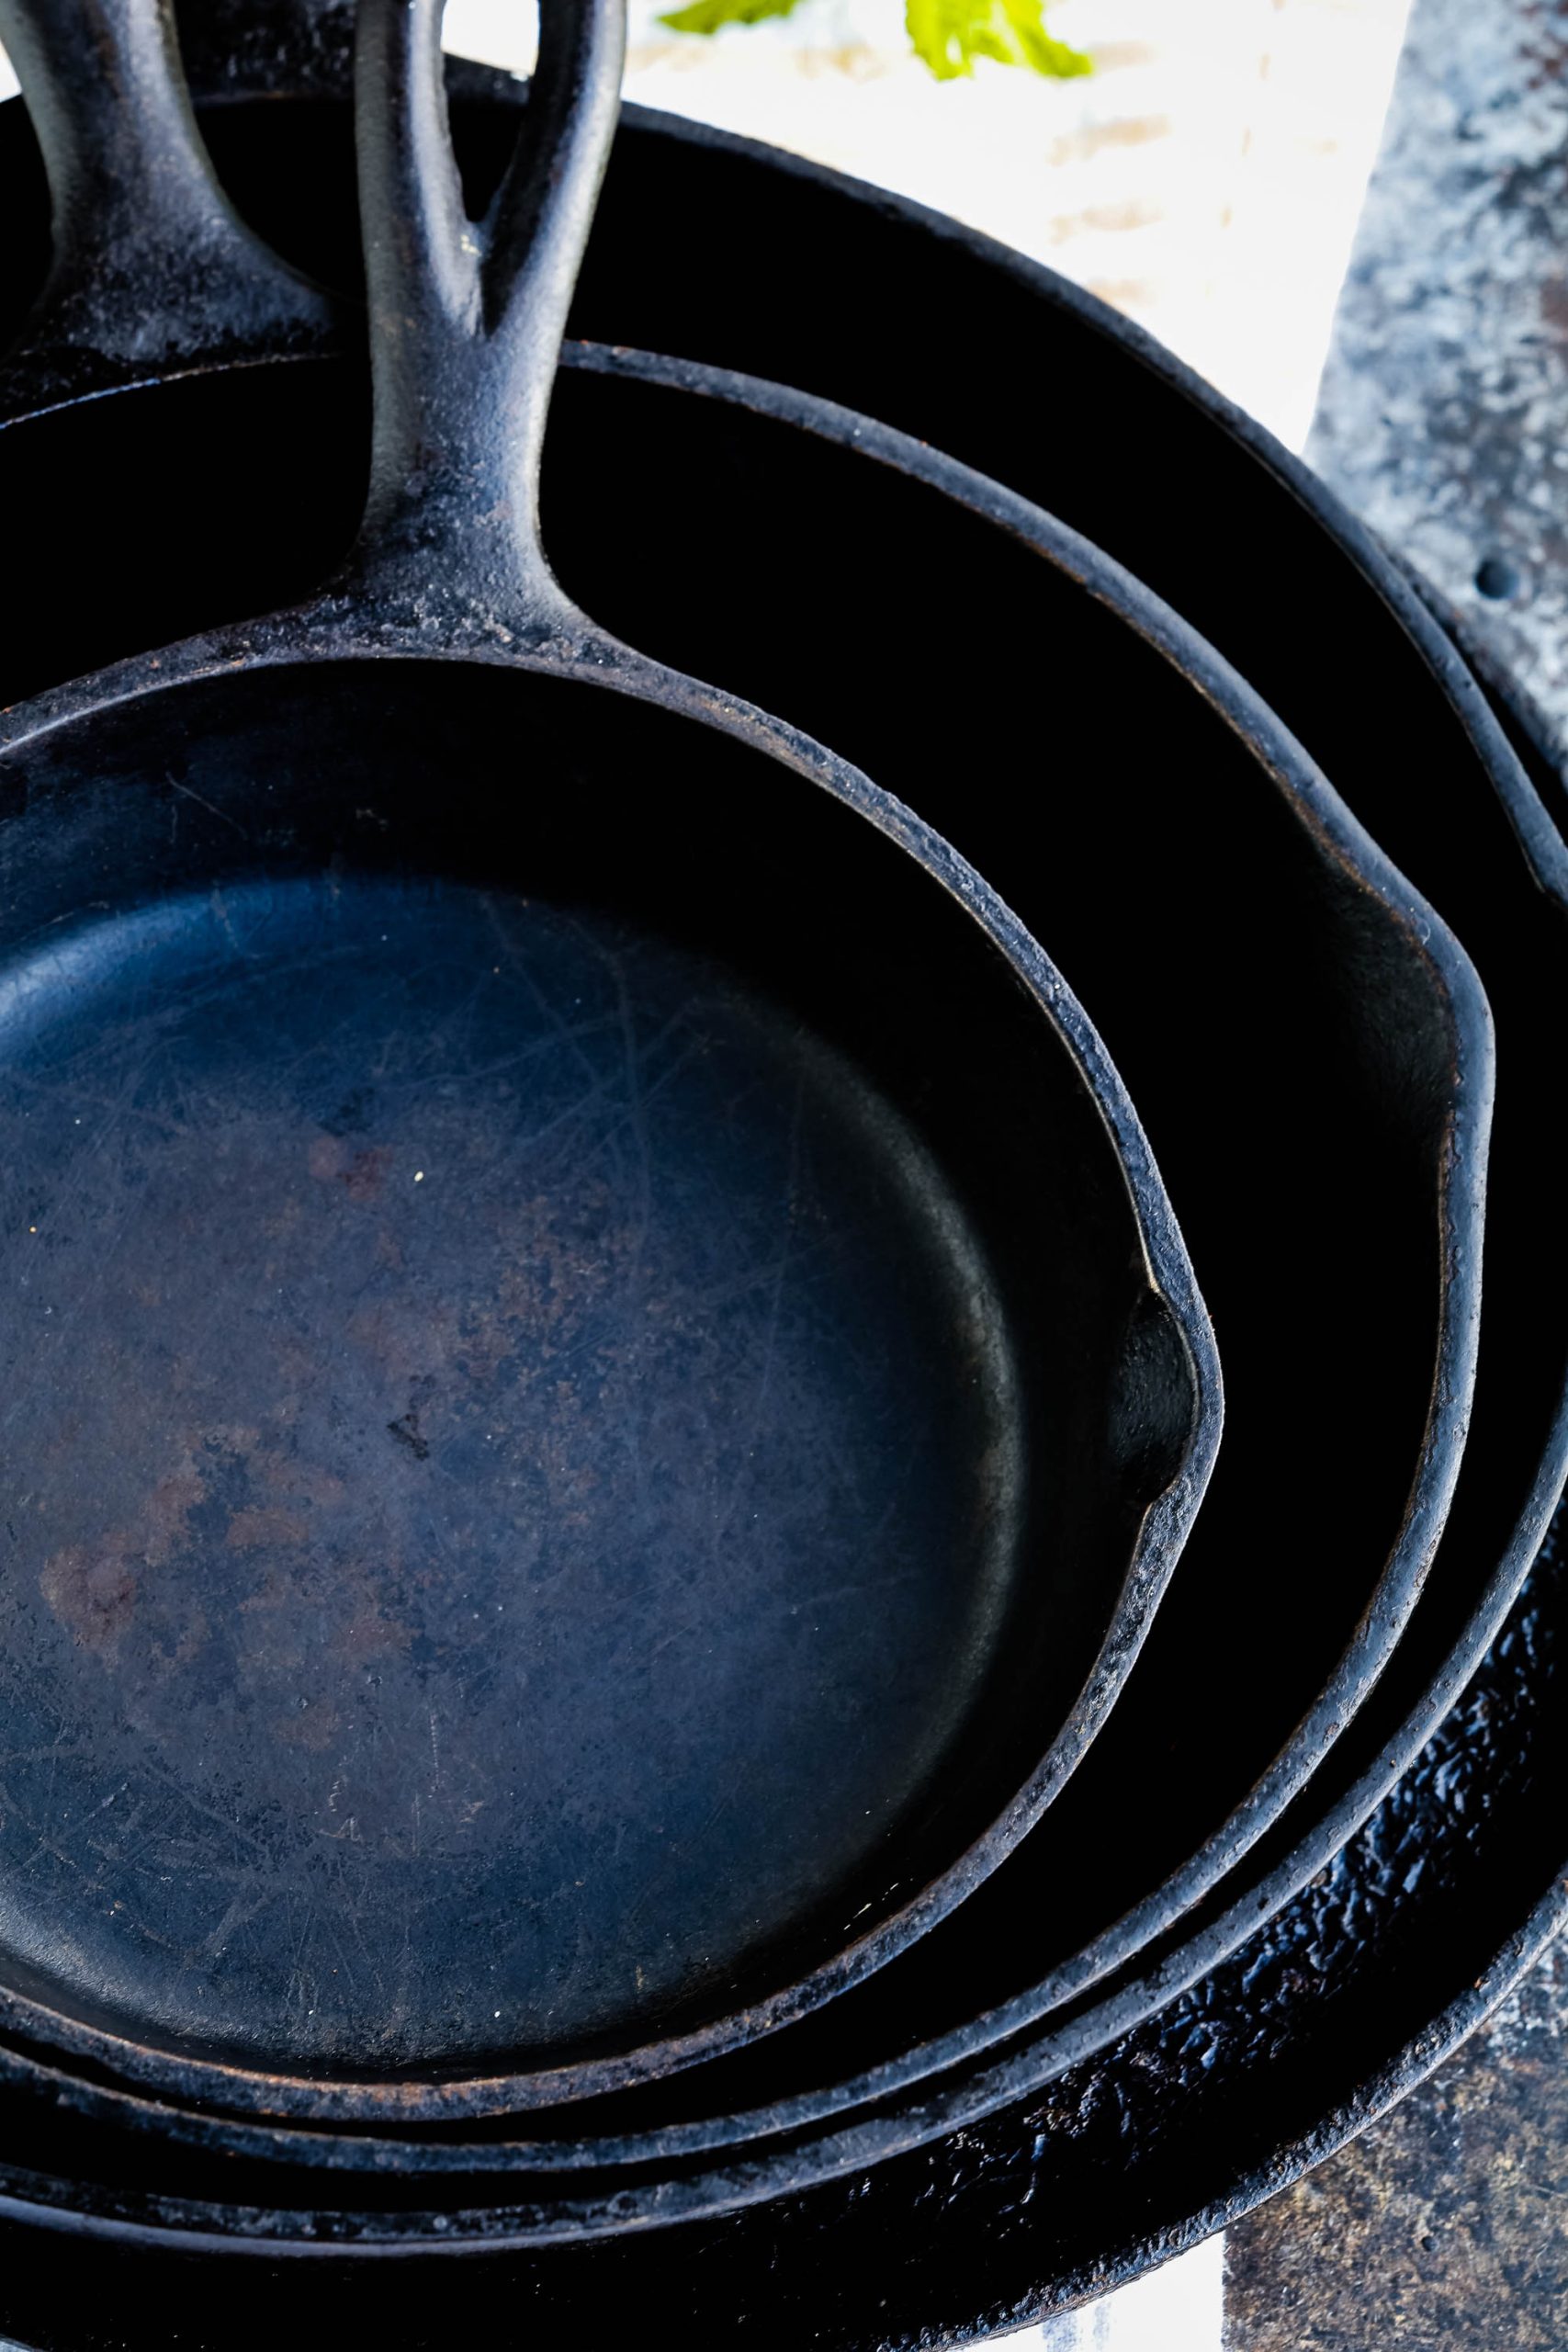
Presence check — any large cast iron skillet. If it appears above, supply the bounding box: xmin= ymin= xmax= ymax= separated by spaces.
xmin=0 ymin=14 xmax=1495 ymax=2129
xmin=0 ymin=443 xmax=1562 ymax=2344
xmin=0 ymin=0 xmax=1229 ymax=2119
xmin=13 ymin=350 xmax=1557 ymax=2209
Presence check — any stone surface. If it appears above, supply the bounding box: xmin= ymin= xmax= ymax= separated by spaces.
xmin=1306 ymin=0 xmax=1568 ymax=765
xmin=1224 ymin=1941 xmax=1568 ymax=2347
xmin=1224 ymin=6 xmax=1568 ymax=2336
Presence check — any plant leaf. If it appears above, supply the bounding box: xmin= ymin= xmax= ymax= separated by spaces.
xmin=906 ymin=0 xmax=1091 ymax=80
xmin=660 ymin=0 xmax=807 ymax=33
xmin=660 ymin=0 xmax=1093 ymax=77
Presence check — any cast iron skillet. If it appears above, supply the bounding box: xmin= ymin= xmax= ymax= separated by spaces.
xmin=0 ymin=2 xmax=1496 ymax=2130
xmin=181 ymin=18 xmax=1557 ymax=2112
xmin=0 ymin=0 xmax=1224 ymax=2121
xmin=0 ymin=457 xmax=1560 ymax=2335
xmin=15 ymin=356 xmax=1551 ymax=2206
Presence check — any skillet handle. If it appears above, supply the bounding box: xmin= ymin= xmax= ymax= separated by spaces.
xmin=347 ymin=0 xmax=624 ymax=625
xmin=0 ymin=0 xmax=329 ymax=384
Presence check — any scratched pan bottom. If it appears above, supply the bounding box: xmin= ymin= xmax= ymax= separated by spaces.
xmin=0 ymin=654 xmax=1169 ymax=2113
xmin=0 ymin=859 xmax=1028 ymax=2091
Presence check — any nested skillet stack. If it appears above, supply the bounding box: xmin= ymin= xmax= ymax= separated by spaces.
xmin=0 ymin=5 xmax=1562 ymax=2348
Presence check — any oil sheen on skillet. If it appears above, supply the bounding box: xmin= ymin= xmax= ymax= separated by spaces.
xmin=0 ymin=0 xmax=1220 ymax=2117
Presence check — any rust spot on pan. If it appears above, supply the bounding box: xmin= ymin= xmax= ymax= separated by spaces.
xmin=308 ymin=1133 xmax=393 ymax=1198
xmin=39 ymin=1546 xmax=138 ymax=1654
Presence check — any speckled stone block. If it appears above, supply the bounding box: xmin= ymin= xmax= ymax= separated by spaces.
xmin=1306 ymin=0 xmax=1568 ymax=766
xmin=1229 ymin=5 xmax=1568 ymax=2339
xmin=1224 ymin=1941 xmax=1568 ymax=2347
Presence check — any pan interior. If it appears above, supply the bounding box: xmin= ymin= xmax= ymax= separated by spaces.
xmin=0 ymin=659 xmax=1160 ymax=2087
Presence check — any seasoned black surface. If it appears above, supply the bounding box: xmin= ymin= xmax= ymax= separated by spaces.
xmin=0 ymin=649 xmax=1169 ymax=2101
xmin=0 ymin=874 xmax=1022 ymax=2072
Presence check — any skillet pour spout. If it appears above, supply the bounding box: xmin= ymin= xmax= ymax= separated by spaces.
xmin=0 ymin=0 xmax=1220 ymax=2121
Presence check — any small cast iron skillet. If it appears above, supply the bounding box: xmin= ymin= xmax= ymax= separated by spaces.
xmin=0 ymin=0 xmax=1222 ymax=2119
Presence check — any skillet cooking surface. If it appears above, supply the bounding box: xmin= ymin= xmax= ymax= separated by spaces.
xmin=0 ymin=654 xmax=1160 ymax=2089
xmin=0 ymin=877 xmax=1018 ymax=2069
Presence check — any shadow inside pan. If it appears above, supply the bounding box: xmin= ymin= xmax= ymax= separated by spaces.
xmin=0 ymin=660 xmax=1172 ymax=2090
xmin=0 ymin=363 xmax=369 ymax=708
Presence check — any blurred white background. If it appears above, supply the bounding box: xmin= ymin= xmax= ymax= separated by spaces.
xmin=445 ymin=0 xmax=1415 ymax=449
xmin=0 ymin=0 xmax=1412 ymax=448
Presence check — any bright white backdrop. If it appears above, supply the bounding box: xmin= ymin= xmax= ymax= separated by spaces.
xmin=0 ymin=0 xmax=1414 ymax=447
xmin=446 ymin=0 xmax=1414 ymax=450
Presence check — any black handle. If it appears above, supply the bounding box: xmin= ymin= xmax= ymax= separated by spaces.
xmin=0 ymin=0 xmax=329 ymax=377
xmin=348 ymin=0 xmax=625 ymax=625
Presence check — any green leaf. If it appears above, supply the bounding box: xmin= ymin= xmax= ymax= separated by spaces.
xmin=906 ymin=0 xmax=1092 ymax=79
xmin=659 ymin=0 xmax=807 ymax=34
xmin=660 ymin=0 xmax=1093 ymax=78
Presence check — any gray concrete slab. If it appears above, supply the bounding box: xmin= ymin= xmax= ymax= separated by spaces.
xmin=1307 ymin=0 xmax=1568 ymax=768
